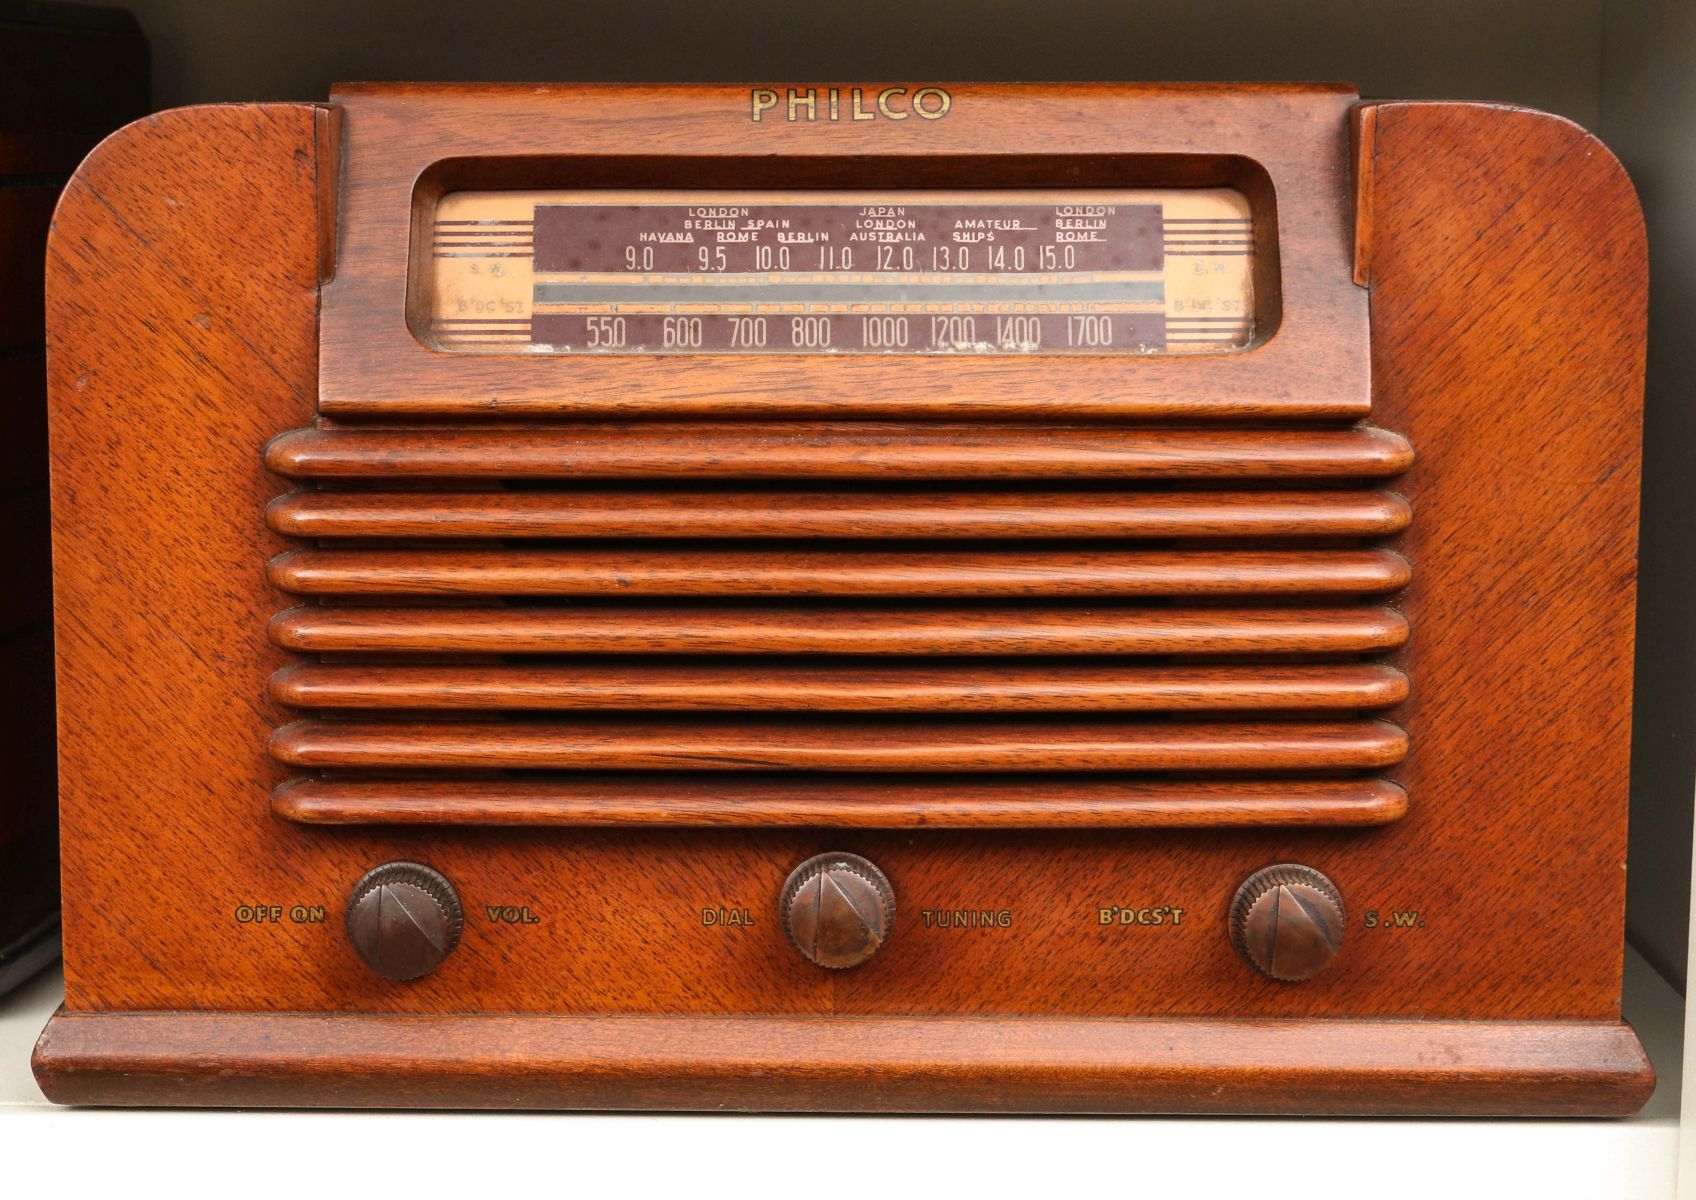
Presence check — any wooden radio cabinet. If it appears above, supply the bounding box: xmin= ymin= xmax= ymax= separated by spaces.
xmin=31 ymin=83 xmax=1653 ymax=1114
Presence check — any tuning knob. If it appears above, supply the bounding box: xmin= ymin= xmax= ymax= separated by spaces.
xmin=1230 ymin=863 xmax=1344 ymax=982
xmin=780 ymin=852 xmax=895 ymax=969
xmin=345 ymin=862 xmax=463 ymax=981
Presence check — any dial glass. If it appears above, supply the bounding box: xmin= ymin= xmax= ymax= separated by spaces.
xmin=422 ymin=188 xmax=1256 ymax=356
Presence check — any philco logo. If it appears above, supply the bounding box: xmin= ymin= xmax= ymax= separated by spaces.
xmin=751 ymin=86 xmax=952 ymax=123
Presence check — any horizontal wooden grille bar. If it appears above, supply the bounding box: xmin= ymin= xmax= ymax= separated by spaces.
xmin=264 ymin=489 xmax=1412 ymax=540
xmin=264 ymin=424 xmax=1415 ymax=481
xmin=268 ymin=548 xmax=1411 ymax=598
xmin=271 ymin=776 xmax=1409 ymax=828
xmin=269 ymin=605 xmax=1412 ymax=657
xmin=270 ymin=662 xmax=1409 ymax=712
xmin=268 ymin=719 xmax=1408 ymax=772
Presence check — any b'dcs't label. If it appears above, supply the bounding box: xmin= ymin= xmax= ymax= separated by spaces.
xmin=1097 ymin=905 xmax=1186 ymax=927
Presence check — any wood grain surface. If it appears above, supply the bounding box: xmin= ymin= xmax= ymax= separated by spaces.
xmin=272 ymin=775 xmax=1411 ymax=828
xmin=33 ymin=1008 xmax=1654 ymax=1116
xmin=265 ymin=424 xmax=1413 ymax=479
xmin=268 ymin=546 xmax=1413 ymax=598
xmin=268 ymin=717 xmax=1410 ymax=772
xmin=264 ymin=488 xmax=1413 ymax=541
xmin=36 ymin=86 xmax=1651 ymax=1114
xmin=266 ymin=603 xmax=1413 ymax=656
xmin=269 ymin=661 xmax=1409 ymax=712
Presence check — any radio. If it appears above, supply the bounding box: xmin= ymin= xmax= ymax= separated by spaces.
xmin=31 ymin=83 xmax=1651 ymax=1114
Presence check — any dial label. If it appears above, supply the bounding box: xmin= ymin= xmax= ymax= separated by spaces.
xmin=701 ymin=906 xmax=758 ymax=927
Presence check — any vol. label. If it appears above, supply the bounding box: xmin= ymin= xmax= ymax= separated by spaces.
xmin=485 ymin=905 xmax=541 ymax=924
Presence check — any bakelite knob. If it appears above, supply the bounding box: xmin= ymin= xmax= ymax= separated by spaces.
xmin=1229 ymin=863 xmax=1344 ymax=982
xmin=780 ymin=852 xmax=895 ymax=970
xmin=346 ymin=862 xmax=463 ymax=981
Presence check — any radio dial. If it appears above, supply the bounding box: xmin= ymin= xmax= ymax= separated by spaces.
xmin=345 ymin=862 xmax=463 ymax=981
xmin=1229 ymin=864 xmax=1344 ymax=982
xmin=780 ymin=853 xmax=895 ymax=970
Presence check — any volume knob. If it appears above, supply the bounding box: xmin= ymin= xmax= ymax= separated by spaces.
xmin=1229 ymin=863 xmax=1344 ymax=982
xmin=345 ymin=862 xmax=463 ymax=981
xmin=780 ymin=852 xmax=894 ymax=970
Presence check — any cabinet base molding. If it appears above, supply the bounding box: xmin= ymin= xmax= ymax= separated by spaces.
xmin=33 ymin=1008 xmax=1654 ymax=1115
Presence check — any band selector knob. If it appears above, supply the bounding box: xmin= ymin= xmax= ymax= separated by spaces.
xmin=345 ymin=861 xmax=464 ymax=981
xmin=1229 ymin=863 xmax=1345 ymax=982
xmin=780 ymin=852 xmax=895 ymax=970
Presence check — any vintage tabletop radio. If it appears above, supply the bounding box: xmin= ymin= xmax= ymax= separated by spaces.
xmin=31 ymin=83 xmax=1652 ymax=1114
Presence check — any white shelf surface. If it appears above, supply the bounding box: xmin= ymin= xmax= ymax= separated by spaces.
xmin=0 ymin=948 xmax=1680 ymax=1199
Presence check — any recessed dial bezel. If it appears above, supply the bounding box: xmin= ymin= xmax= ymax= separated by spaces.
xmin=416 ymin=184 xmax=1263 ymax=357
xmin=322 ymin=86 xmax=1367 ymax=419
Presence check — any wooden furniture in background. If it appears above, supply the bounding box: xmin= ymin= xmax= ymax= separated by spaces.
xmin=0 ymin=1 xmax=144 ymax=995
xmin=30 ymin=84 xmax=1653 ymax=1113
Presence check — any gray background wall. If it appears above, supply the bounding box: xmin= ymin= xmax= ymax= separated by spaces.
xmin=1603 ymin=0 xmax=1696 ymax=995
xmin=112 ymin=0 xmax=1696 ymax=986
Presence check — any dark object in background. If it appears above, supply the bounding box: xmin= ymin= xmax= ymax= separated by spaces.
xmin=0 ymin=1 xmax=146 ymax=995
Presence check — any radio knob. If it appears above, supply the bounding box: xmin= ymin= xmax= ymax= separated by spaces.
xmin=345 ymin=862 xmax=464 ymax=981
xmin=780 ymin=852 xmax=895 ymax=970
xmin=1229 ymin=864 xmax=1344 ymax=982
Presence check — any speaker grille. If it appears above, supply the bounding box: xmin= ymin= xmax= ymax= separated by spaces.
xmin=265 ymin=420 xmax=1411 ymax=829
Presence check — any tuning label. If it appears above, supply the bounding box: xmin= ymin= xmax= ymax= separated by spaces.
xmin=919 ymin=907 xmax=1015 ymax=930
